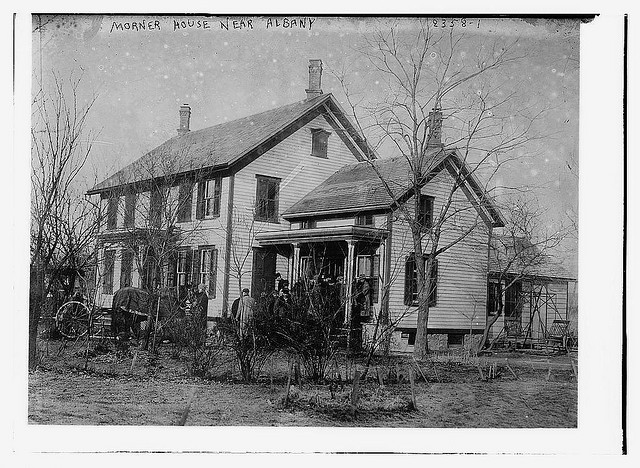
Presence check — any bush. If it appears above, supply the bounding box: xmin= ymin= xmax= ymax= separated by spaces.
xmin=275 ymin=283 xmax=342 ymax=383
xmin=164 ymin=311 xmax=221 ymax=378
xmin=218 ymin=300 xmax=280 ymax=382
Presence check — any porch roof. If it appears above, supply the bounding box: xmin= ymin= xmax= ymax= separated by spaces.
xmin=255 ymin=225 xmax=389 ymax=246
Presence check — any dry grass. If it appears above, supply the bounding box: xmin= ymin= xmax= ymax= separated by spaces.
xmin=28 ymin=338 xmax=577 ymax=427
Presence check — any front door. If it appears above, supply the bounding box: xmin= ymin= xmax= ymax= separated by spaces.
xmin=251 ymin=249 xmax=277 ymax=300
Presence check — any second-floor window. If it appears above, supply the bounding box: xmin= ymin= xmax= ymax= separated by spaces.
xmin=177 ymin=182 xmax=193 ymax=223
xmin=417 ymin=195 xmax=434 ymax=231
xmin=107 ymin=195 xmax=119 ymax=230
xmin=300 ymin=219 xmax=316 ymax=229
xmin=196 ymin=177 xmax=222 ymax=219
xmin=356 ymin=213 xmax=374 ymax=226
xmin=124 ymin=192 xmax=136 ymax=228
xmin=149 ymin=188 xmax=163 ymax=228
xmin=255 ymin=175 xmax=280 ymax=222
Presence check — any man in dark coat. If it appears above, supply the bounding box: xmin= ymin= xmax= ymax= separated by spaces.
xmin=193 ymin=283 xmax=209 ymax=331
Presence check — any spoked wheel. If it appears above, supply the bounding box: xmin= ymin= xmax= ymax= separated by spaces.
xmin=55 ymin=301 xmax=91 ymax=339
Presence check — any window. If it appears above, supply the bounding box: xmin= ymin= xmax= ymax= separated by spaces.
xmin=102 ymin=249 xmax=116 ymax=294
xmin=504 ymin=281 xmax=522 ymax=318
xmin=311 ymin=129 xmax=330 ymax=158
xmin=141 ymin=247 xmax=160 ymax=290
xmin=177 ymin=182 xmax=193 ymax=223
xmin=417 ymin=195 xmax=434 ymax=231
xmin=356 ymin=254 xmax=380 ymax=303
xmin=196 ymin=177 xmax=222 ymax=219
xmin=107 ymin=196 xmax=119 ymax=230
xmin=487 ymin=279 xmax=502 ymax=315
xmin=194 ymin=247 xmax=218 ymax=298
xmin=448 ymin=333 xmax=464 ymax=346
xmin=149 ymin=188 xmax=163 ymax=228
xmin=356 ymin=213 xmax=374 ymax=226
xmin=120 ymin=249 xmax=134 ymax=289
xmin=255 ymin=176 xmax=280 ymax=222
xmin=124 ymin=192 xmax=136 ymax=228
xmin=175 ymin=249 xmax=192 ymax=289
xmin=300 ymin=219 xmax=316 ymax=229
xmin=403 ymin=253 xmax=438 ymax=307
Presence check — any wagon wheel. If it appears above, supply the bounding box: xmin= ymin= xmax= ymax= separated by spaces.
xmin=55 ymin=301 xmax=91 ymax=339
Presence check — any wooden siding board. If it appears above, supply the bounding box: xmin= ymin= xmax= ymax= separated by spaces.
xmin=387 ymin=170 xmax=490 ymax=331
xmin=230 ymin=114 xmax=363 ymax=293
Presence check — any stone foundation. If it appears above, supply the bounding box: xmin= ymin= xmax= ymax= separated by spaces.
xmin=427 ymin=334 xmax=448 ymax=351
xmin=463 ymin=334 xmax=482 ymax=355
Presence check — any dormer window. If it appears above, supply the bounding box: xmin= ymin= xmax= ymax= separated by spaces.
xmin=311 ymin=128 xmax=330 ymax=158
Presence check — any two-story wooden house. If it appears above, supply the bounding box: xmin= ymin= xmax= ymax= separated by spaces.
xmin=88 ymin=59 xmax=574 ymax=352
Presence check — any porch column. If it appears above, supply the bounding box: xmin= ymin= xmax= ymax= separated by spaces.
xmin=291 ymin=243 xmax=301 ymax=286
xmin=344 ymin=239 xmax=356 ymax=326
xmin=377 ymin=241 xmax=385 ymax=323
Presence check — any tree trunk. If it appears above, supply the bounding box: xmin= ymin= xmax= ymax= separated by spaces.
xmin=413 ymin=255 xmax=431 ymax=361
xmin=29 ymin=265 xmax=44 ymax=370
xmin=479 ymin=302 xmax=504 ymax=350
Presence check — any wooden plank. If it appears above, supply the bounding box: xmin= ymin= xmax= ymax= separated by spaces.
xmin=408 ymin=365 xmax=417 ymax=410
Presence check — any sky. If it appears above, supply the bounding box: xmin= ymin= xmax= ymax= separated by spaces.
xmin=32 ymin=15 xmax=580 ymax=271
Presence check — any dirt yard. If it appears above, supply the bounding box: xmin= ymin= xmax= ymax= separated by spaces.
xmin=28 ymin=339 xmax=577 ymax=427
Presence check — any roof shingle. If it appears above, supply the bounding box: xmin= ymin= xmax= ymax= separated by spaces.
xmin=89 ymin=94 xmax=331 ymax=193
xmin=283 ymin=149 xmax=452 ymax=217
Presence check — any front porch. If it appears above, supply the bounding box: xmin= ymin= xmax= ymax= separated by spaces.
xmin=254 ymin=225 xmax=390 ymax=332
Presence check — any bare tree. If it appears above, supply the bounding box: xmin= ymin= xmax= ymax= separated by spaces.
xmin=30 ymin=73 xmax=99 ymax=369
xmin=105 ymin=145 xmax=212 ymax=350
xmin=333 ymin=20 xmax=545 ymax=359
xmin=477 ymin=197 xmax=568 ymax=350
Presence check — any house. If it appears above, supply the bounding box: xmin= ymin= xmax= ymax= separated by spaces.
xmin=88 ymin=59 xmax=575 ymax=352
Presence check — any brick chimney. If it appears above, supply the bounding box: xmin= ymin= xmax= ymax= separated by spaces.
xmin=427 ymin=107 xmax=443 ymax=148
xmin=305 ymin=59 xmax=323 ymax=99
xmin=177 ymin=104 xmax=191 ymax=136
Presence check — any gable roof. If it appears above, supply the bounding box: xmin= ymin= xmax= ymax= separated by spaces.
xmin=283 ymin=148 xmax=505 ymax=228
xmin=88 ymin=94 xmax=372 ymax=194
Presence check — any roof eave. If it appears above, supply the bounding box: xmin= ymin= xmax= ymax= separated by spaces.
xmin=283 ymin=204 xmax=391 ymax=220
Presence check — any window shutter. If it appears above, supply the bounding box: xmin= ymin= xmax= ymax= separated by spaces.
xmin=429 ymin=259 xmax=438 ymax=307
xmin=192 ymin=249 xmax=200 ymax=287
xmin=404 ymin=254 xmax=414 ymax=306
xmin=209 ymin=248 xmax=218 ymax=298
xmin=213 ymin=177 xmax=222 ymax=216
xmin=168 ymin=251 xmax=178 ymax=288
xmin=185 ymin=249 xmax=192 ymax=287
xmin=196 ymin=181 xmax=205 ymax=220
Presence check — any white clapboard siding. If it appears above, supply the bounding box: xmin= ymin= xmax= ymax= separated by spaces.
xmin=230 ymin=114 xmax=363 ymax=293
xmin=388 ymin=169 xmax=490 ymax=331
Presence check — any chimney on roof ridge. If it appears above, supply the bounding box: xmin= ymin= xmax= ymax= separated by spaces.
xmin=427 ymin=107 xmax=443 ymax=148
xmin=177 ymin=104 xmax=191 ymax=136
xmin=305 ymin=59 xmax=323 ymax=99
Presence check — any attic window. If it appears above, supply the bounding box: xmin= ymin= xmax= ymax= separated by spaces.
xmin=311 ymin=129 xmax=330 ymax=158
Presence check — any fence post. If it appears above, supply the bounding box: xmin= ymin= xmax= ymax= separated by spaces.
xmin=350 ymin=369 xmax=361 ymax=417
